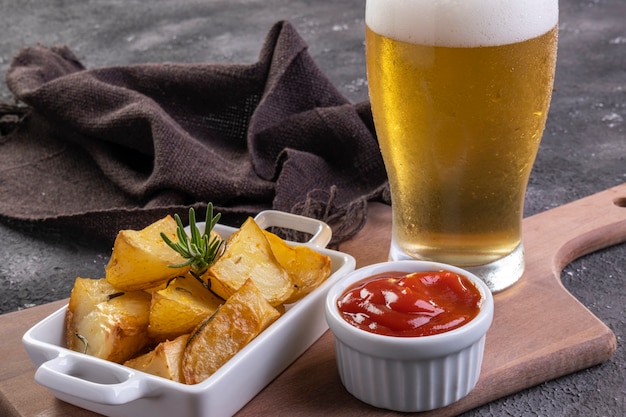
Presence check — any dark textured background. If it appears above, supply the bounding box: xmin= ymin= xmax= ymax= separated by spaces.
xmin=1 ymin=1 xmax=624 ymax=416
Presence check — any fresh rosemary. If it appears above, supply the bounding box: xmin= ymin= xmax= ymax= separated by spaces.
xmin=160 ymin=204 xmax=224 ymax=287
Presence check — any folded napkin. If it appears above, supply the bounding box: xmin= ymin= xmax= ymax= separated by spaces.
xmin=0 ymin=21 xmax=388 ymax=245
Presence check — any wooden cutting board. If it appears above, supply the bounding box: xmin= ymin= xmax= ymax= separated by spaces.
xmin=1 ymin=183 xmax=624 ymax=417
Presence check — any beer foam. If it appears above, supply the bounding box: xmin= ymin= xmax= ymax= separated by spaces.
xmin=365 ymin=0 xmax=558 ymax=47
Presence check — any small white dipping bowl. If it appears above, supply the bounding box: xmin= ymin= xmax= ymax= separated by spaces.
xmin=325 ymin=260 xmax=494 ymax=412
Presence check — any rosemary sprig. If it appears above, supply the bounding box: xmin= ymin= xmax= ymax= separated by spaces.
xmin=160 ymin=204 xmax=224 ymax=277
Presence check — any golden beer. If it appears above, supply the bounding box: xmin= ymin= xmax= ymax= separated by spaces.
xmin=366 ymin=0 xmax=558 ymax=279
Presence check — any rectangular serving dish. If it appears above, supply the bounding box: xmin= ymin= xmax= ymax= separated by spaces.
xmin=23 ymin=210 xmax=356 ymax=417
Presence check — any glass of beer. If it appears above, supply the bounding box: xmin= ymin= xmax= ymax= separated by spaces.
xmin=365 ymin=0 xmax=558 ymax=292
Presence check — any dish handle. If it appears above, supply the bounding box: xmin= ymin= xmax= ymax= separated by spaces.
xmin=34 ymin=354 xmax=154 ymax=405
xmin=253 ymin=210 xmax=332 ymax=249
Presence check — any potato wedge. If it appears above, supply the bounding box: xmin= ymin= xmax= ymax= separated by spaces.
xmin=124 ymin=334 xmax=189 ymax=383
xmin=208 ymin=217 xmax=293 ymax=306
xmin=105 ymin=215 xmax=190 ymax=291
xmin=182 ymin=279 xmax=280 ymax=384
xmin=66 ymin=276 xmax=118 ymax=321
xmin=263 ymin=230 xmax=332 ymax=304
xmin=65 ymin=277 xmax=151 ymax=364
xmin=149 ymin=274 xmax=223 ymax=342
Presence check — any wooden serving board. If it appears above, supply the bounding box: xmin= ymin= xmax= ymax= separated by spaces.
xmin=1 ymin=183 xmax=625 ymax=417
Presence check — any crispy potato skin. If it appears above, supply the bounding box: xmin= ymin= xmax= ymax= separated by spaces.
xmin=182 ymin=279 xmax=280 ymax=384
xmin=105 ymin=216 xmax=190 ymax=291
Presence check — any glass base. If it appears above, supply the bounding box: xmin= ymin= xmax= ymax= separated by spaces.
xmin=389 ymin=240 xmax=525 ymax=293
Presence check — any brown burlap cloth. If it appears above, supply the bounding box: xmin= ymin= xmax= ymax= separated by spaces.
xmin=0 ymin=21 xmax=389 ymax=246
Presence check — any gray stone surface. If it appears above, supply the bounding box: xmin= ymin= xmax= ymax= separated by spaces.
xmin=0 ymin=0 xmax=624 ymax=416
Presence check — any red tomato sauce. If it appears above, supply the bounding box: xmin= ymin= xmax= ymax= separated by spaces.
xmin=337 ymin=270 xmax=482 ymax=337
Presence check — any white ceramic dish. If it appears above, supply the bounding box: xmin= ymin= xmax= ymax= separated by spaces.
xmin=23 ymin=210 xmax=356 ymax=417
xmin=325 ymin=260 xmax=494 ymax=412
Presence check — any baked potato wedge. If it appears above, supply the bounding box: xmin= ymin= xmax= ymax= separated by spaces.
xmin=124 ymin=334 xmax=189 ymax=383
xmin=65 ymin=277 xmax=151 ymax=364
xmin=182 ymin=279 xmax=280 ymax=384
xmin=105 ymin=215 xmax=190 ymax=291
xmin=148 ymin=274 xmax=223 ymax=342
xmin=208 ymin=217 xmax=293 ymax=306
xmin=263 ymin=230 xmax=332 ymax=304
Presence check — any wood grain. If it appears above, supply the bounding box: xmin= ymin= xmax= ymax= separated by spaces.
xmin=1 ymin=183 xmax=624 ymax=417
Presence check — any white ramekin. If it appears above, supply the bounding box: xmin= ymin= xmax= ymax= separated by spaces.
xmin=325 ymin=260 xmax=494 ymax=412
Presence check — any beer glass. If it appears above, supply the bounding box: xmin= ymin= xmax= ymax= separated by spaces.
xmin=365 ymin=0 xmax=558 ymax=292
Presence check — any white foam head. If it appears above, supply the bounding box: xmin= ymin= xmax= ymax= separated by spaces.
xmin=365 ymin=0 xmax=558 ymax=47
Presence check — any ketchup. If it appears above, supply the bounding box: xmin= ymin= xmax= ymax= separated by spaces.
xmin=337 ymin=270 xmax=482 ymax=337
